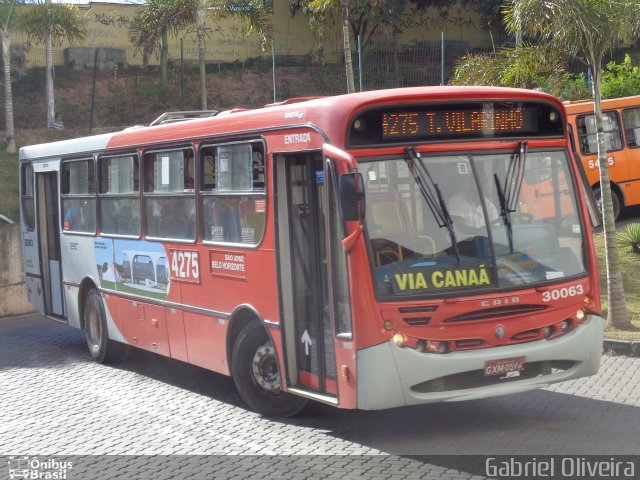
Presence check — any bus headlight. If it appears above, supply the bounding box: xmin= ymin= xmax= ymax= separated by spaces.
xmin=393 ymin=333 xmax=407 ymax=347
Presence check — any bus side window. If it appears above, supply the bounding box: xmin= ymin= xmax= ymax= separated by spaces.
xmin=143 ymin=148 xmax=196 ymax=241
xmin=21 ymin=164 xmax=36 ymax=231
xmin=99 ymin=154 xmax=140 ymax=237
xmin=199 ymin=141 xmax=266 ymax=245
xmin=622 ymin=107 xmax=640 ymax=148
xmin=61 ymin=158 xmax=96 ymax=233
xmin=577 ymin=112 xmax=623 ymax=155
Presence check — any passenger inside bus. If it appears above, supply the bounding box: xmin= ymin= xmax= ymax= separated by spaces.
xmin=64 ymin=202 xmax=85 ymax=231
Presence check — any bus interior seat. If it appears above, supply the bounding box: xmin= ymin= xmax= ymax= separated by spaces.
xmin=367 ymin=193 xmax=411 ymax=265
xmin=238 ymin=198 xmax=264 ymax=244
xmin=210 ymin=199 xmax=241 ymax=242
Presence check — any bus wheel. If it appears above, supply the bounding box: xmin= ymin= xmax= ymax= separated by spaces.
xmin=231 ymin=322 xmax=307 ymax=417
xmin=594 ymin=186 xmax=621 ymax=221
xmin=83 ymin=288 xmax=128 ymax=364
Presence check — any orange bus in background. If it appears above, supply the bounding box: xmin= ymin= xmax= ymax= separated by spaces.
xmin=565 ymin=95 xmax=640 ymax=219
xmin=20 ymin=87 xmax=604 ymax=417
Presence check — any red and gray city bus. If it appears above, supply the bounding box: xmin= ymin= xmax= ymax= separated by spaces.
xmin=19 ymin=86 xmax=604 ymax=416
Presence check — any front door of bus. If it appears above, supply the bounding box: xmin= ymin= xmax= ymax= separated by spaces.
xmin=36 ymin=172 xmax=65 ymax=318
xmin=276 ymin=153 xmax=337 ymax=397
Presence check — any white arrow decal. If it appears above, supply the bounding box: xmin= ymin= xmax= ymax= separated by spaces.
xmin=301 ymin=330 xmax=312 ymax=356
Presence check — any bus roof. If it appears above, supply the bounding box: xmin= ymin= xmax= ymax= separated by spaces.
xmin=20 ymin=86 xmax=563 ymax=161
xmin=563 ymin=94 xmax=640 ymax=115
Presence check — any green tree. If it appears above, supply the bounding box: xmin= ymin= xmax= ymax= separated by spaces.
xmin=505 ymin=0 xmax=640 ymax=330
xmin=18 ymin=1 xmax=87 ymax=129
xmin=291 ymin=0 xmax=365 ymax=93
xmin=291 ymin=0 xmax=503 ymax=93
xmin=601 ymin=54 xmax=640 ymax=99
xmin=0 ymin=0 xmax=20 ymax=152
xmin=130 ymin=0 xmax=272 ymax=110
xmin=450 ymin=44 xmax=571 ymax=95
xmin=292 ymin=0 xmax=414 ymax=93
xmin=129 ymin=0 xmax=197 ymax=89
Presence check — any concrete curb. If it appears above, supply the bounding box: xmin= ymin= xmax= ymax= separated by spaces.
xmin=603 ymin=339 xmax=640 ymax=357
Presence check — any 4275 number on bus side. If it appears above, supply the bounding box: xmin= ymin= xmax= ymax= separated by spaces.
xmin=541 ymin=284 xmax=584 ymax=302
xmin=170 ymin=250 xmax=200 ymax=283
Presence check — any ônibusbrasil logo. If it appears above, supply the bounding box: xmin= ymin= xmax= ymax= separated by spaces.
xmin=8 ymin=457 xmax=73 ymax=479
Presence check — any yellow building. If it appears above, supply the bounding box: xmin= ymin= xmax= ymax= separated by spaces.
xmin=13 ymin=1 xmax=492 ymax=68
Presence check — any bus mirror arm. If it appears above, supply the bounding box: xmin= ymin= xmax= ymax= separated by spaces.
xmin=323 ymin=143 xmax=358 ymax=170
xmin=342 ymin=225 xmax=363 ymax=253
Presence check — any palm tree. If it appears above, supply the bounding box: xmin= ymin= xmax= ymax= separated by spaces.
xmin=17 ymin=1 xmax=86 ymax=129
xmin=505 ymin=0 xmax=640 ymax=329
xmin=130 ymin=0 xmax=272 ymax=110
xmin=339 ymin=0 xmax=355 ymax=93
xmin=129 ymin=0 xmax=197 ymax=89
xmin=0 ymin=0 xmax=19 ymax=152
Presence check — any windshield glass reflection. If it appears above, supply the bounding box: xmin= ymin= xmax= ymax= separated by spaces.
xmin=363 ymin=150 xmax=586 ymax=298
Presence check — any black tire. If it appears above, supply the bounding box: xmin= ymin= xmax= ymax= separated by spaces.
xmin=84 ymin=288 xmax=128 ymax=364
xmin=231 ymin=322 xmax=307 ymax=417
xmin=594 ymin=186 xmax=622 ymax=221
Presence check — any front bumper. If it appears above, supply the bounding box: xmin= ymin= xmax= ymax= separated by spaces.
xmin=356 ymin=315 xmax=604 ymax=410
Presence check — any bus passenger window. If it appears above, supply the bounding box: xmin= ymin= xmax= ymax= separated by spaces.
xmin=199 ymin=141 xmax=266 ymax=245
xmin=622 ymin=107 xmax=640 ymax=148
xmin=61 ymin=158 xmax=96 ymax=233
xmin=577 ymin=112 xmax=623 ymax=155
xmin=99 ymin=155 xmax=140 ymax=237
xmin=143 ymin=148 xmax=196 ymax=241
xmin=21 ymin=164 xmax=35 ymax=231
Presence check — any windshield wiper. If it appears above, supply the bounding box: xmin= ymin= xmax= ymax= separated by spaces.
xmin=494 ymin=141 xmax=528 ymax=253
xmin=405 ymin=147 xmax=460 ymax=264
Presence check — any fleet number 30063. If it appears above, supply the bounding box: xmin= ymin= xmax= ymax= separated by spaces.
xmin=541 ymin=285 xmax=584 ymax=302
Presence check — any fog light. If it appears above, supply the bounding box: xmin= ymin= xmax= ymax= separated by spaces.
xmin=426 ymin=340 xmax=449 ymax=354
xmin=393 ymin=333 xmax=407 ymax=347
xmin=543 ymin=326 xmax=552 ymax=338
xmin=576 ymin=309 xmax=585 ymax=321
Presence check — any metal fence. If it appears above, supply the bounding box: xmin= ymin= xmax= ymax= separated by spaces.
xmin=6 ymin=31 xmax=514 ymax=131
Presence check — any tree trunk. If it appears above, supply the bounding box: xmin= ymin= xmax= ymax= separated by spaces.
xmin=340 ymin=0 xmax=355 ymax=94
xmin=45 ymin=30 xmax=55 ymax=128
xmin=392 ymin=29 xmax=399 ymax=86
xmin=197 ymin=0 xmax=207 ymax=110
xmin=592 ymin=64 xmax=632 ymax=329
xmin=2 ymin=29 xmax=16 ymax=153
xmin=160 ymin=31 xmax=168 ymax=89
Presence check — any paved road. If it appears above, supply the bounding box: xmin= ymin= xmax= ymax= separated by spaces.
xmin=1 ymin=315 xmax=639 ymax=479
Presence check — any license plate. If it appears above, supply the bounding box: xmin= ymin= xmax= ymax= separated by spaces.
xmin=484 ymin=356 xmax=526 ymax=377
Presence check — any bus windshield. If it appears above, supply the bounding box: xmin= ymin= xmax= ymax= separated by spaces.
xmin=364 ymin=149 xmax=587 ymax=298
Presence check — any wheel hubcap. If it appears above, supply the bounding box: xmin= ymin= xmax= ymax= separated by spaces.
xmin=86 ymin=302 xmax=102 ymax=352
xmin=251 ymin=342 xmax=281 ymax=393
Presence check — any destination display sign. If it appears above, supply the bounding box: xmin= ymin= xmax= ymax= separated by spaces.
xmin=348 ymin=101 xmax=563 ymax=146
xmin=381 ymin=106 xmax=535 ymax=140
